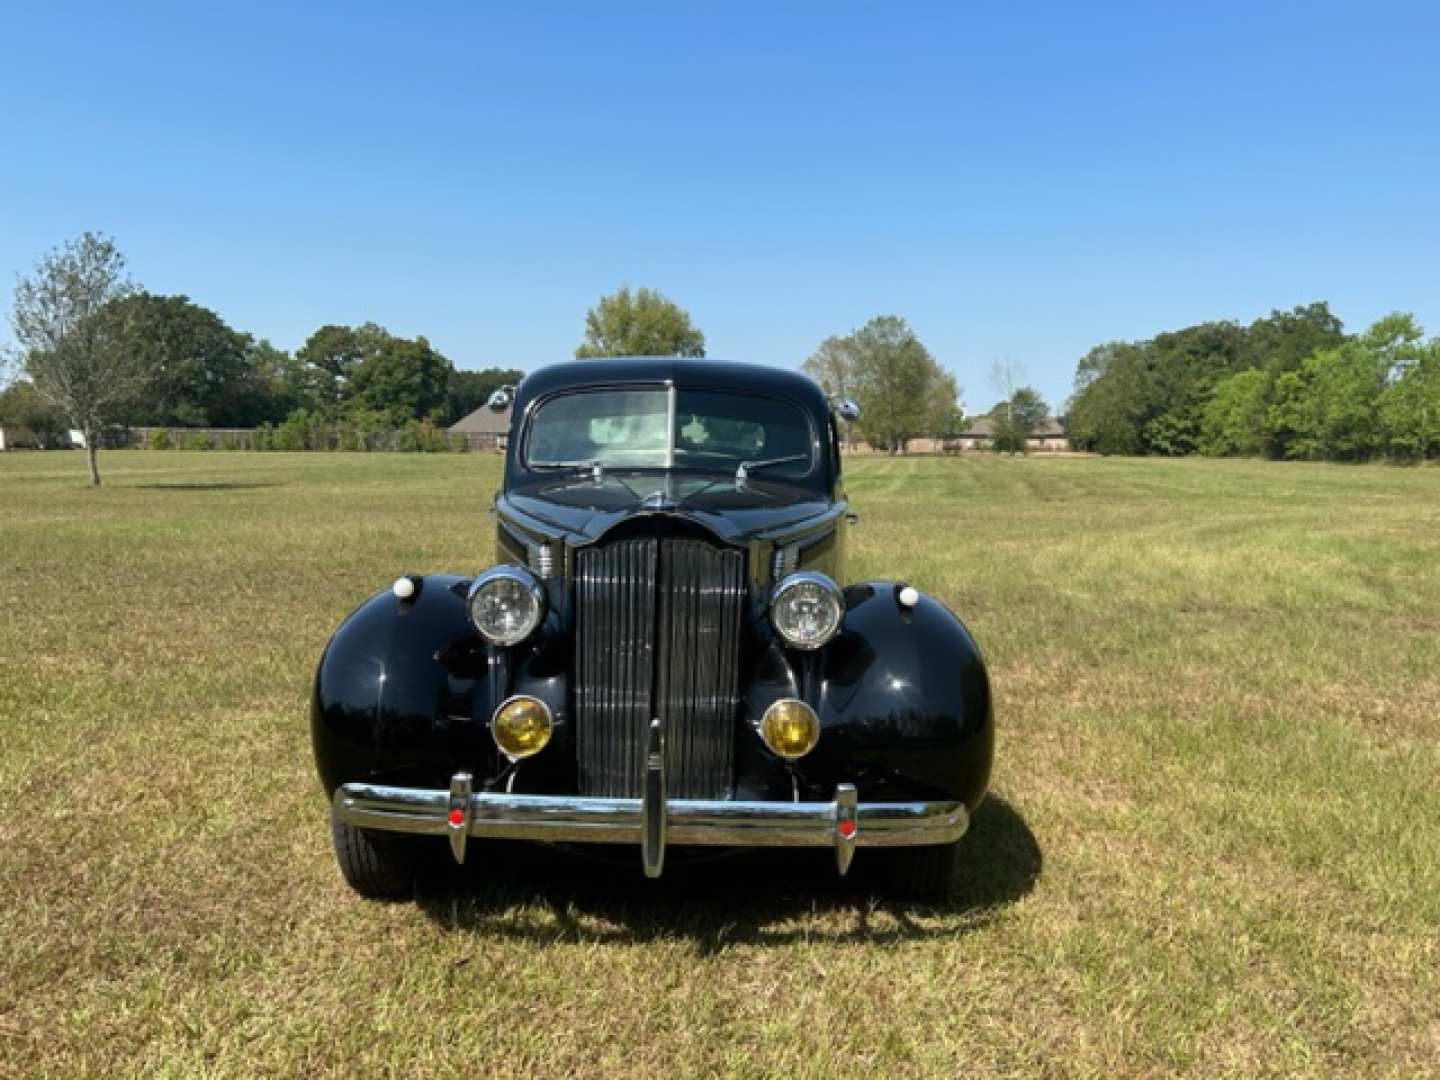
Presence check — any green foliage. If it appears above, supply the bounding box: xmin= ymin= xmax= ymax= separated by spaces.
xmin=10 ymin=232 xmax=140 ymax=483
xmin=801 ymin=335 xmax=861 ymax=402
xmin=107 ymin=293 xmax=259 ymax=427
xmin=575 ymin=286 xmax=705 ymax=358
xmin=1067 ymin=303 xmax=1440 ymax=461
xmin=1065 ymin=343 xmax=1149 ymax=455
xmin=1378 ymin=342 xmax=1440 ymax=459
xmin=806 ymin=316 xmax=958 ymax=453
xmin=1268 ymin=338 xmax=1390 ymax=461
xmin=271 ymin=408 xmax=327 ymax=451
xmin=244 ymin=339 xmax=303 ymax=423
xmin=147 ymin=427 xmax=171 ymax=451
xmin=348 ymin=335 xmax=452 ymax=425
xmin=0 ymin=380 xmax=69 ymax=447
xmin=289 ymin=323 xmax=456 ymax=429
xmin=393 ymin=419 xmax=450 ymax=452
xmin=294 ymin=324 xmax=366 ymax=413
xmin=246 ymin=407 xmax=473 ymax=453
xmin=1199 ymin=369 xmax=1271 ymax=456
xmin=990 ymin=387 xmax=1050 ymax=454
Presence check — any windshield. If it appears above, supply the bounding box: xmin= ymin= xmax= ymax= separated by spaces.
xmin=525 ymin=387 xmax=814 ymax=480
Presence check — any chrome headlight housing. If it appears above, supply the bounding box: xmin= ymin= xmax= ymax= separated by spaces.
xmin=769 ymin=571 xmax=844 ymax=650
xmin=467 ymin=565 xmax=546 ymax=646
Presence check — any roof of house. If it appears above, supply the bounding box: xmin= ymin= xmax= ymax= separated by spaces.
xmin=958 ymin=415 xmax=1067 ymax=438
xmin=448 ymin=404 xmax=513 ymax=436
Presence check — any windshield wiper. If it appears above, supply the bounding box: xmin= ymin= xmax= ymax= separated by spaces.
xmin=538 ymin=459 xmax=604 ymax=482
xmin=735 ymin=454 xmax=806 ymax=483
xmin=536 ymin=460 xmax=655 ymax=503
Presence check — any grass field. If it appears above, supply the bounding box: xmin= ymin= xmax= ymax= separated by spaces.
xmin=2 ymin=450 xmax=1438 ymax=1077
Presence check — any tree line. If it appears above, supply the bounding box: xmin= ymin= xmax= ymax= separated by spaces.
xmin=5 ymin=233 xmax=1043 ymax=484
xmin=2 ymin=234 xmax=520 ymax=481
xmin=1067 ymin=302 xmax=1440 ymax=461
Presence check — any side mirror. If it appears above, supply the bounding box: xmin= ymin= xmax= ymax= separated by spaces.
xmin=832 ymin=397 xmax=860 ymax=422
xmin=486 ymin=386 xmax=514 ymax=413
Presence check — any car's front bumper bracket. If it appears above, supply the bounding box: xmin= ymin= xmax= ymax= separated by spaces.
xmin=333 ymin=773 xmax=969 ymax=878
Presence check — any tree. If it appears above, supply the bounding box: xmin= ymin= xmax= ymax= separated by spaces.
xmin=9 ymin=233 xmax=139 ymax=485
xmin=1065 ymin=303 xmax=1350 ymax=457
xmin=1378 ymin=334 xmax=1440 ymax=459
xmin=242 ymin=339 xmax=304 ymax=425
xmin=802 ymin=334 xmax=863 ymax=448
xmin=107 ymin=293 xmax=255 ymax=427
xmin=1066 ymin=343 xmax=1150 ymax=455
xmin=0 ymin=379 xmax=68 ymax=447
xmin=991 ymin=387 xmax=1050 ymax=455
xmin=295 ymin=324 xmax=365 ymax=413
xmin=1269 ymin=313 xmax=1430 ymax=461
xmin=446 ymin=366 xmax=524 ymax=425
xmin=1199 ymin=368 xmax=1272 ymax=456
xmin=802 ymin=334 xmax=861 ymax=401
xmin=575 ymin=286 xmax=705 ymax=358
xmin=927 ymin=370 xmax=967 ymax=450
xmin=1240 ymin=302 xmax=1346 ymax=375
xmin=811 ymin=316 xmax=952 ymax=453
xmin=348 ymin=334 xmax=453 ymax=425
xmin=1268 ymin=337 xmax=1389 ymax=460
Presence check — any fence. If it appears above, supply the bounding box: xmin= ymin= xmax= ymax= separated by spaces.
xmin=124 ymin=426 xmax=506 ymax=453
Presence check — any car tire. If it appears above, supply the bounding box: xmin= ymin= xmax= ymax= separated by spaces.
xmin=883 ymin=840 xmax=962 ymax=900
xmin=329 ymin=806 xmax=419 ymax=900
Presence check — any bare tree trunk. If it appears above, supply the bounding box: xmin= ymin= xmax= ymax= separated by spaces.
xmin=85 ymin=431 xmax=101 ymax=486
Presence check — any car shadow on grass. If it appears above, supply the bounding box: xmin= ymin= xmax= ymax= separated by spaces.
xmin=415 ymin=795 xmax=1040 ymax=951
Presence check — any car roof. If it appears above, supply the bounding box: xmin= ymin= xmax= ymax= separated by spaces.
xmin=514 ymin=357 xmax=832 ymax=418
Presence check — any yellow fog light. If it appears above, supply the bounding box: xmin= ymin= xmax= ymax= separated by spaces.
xmin=759 ymin=699 xmax=820 ymax=760
xmin=491 ymin=695 xmax=553 ymax=760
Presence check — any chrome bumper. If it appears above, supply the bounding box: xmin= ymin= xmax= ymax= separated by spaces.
xmin=332 ymin=773 xmax=969 ymax=879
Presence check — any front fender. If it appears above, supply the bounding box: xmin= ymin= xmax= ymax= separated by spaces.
xmin=310 ymin=574 xmax=572 ymax=795
xmin=810 ymin=581 xmax=993 ymax=809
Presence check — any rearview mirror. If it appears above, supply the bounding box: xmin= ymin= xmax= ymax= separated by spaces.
xmin=486 ymin=387 xmax=514 ymax=413
xmin=832 ymin=397 xmax=860 ymax=422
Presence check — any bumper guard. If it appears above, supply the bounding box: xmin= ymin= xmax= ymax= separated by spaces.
xmin=333 ymin=772 xmax=968 ymax=878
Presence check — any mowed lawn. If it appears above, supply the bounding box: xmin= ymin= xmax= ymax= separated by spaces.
xmin=2 ymin=450 xmax=1438 ymax=1077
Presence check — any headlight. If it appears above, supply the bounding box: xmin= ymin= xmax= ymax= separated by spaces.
xmin=491 ymin=695 xmax=553 ymax=759
xmin=759 ymin=698 xmax=820 ymax=759
xmin=770 ymin=571 xmax=844 ymax=649
xmin=467 ymin=566 xmax=546 ymax=646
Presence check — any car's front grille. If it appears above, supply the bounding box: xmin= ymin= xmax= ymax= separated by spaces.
xmin=574 ymin=537 xmax=745 ymax=799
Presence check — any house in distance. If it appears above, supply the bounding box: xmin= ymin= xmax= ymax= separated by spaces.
xmin=448 ymin=403 xmax=512 ymax=451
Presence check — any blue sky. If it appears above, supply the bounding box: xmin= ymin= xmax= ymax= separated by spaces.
xmin=3 ymin=2 xmax=1437 ymax=411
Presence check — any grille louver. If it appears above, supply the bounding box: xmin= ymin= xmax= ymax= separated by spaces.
xmin=574 ymin=538 xmax=745 ymax=799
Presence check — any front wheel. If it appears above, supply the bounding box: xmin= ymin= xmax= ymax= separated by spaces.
xmin=329 ymin=806 xmax=420 ymax=900
xmin=882 ymin=840 xmax=962 ymax=900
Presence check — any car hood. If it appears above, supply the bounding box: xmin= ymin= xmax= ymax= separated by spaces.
xmin=501 ymin=473 xmax=837 ymax=545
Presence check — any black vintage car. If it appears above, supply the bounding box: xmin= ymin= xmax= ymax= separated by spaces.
xmin=312 ymin=358 xmax=993 ymax=898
